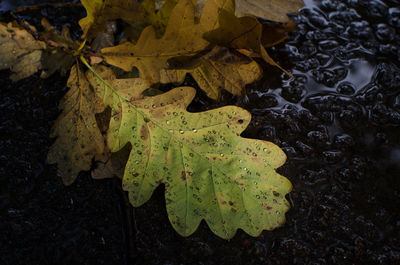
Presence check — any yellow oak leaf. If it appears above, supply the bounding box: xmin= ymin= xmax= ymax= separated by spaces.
xmin=47 ymin=65 xmax=105 ymax=185
xmin=101 ymin=0 xmax=234 ymax=85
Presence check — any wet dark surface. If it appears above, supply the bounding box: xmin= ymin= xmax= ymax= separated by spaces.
xmin=1 ymin=0 xmax=400 ymax=264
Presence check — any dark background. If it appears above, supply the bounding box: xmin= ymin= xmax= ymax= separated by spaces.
xmin=1 ymin=0 xmax=399 ymax=264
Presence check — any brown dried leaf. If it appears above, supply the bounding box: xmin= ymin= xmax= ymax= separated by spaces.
xmin=0 ymin=22 xmax=45 ymax=81
xmin=204 ymin=10 xmax=291 ymax=75
xmin=160 ymin=46 xmax=262 ymax=100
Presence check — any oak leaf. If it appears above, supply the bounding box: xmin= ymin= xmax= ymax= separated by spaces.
xmin=47 ymin=65 xmax=105 ymax=185
xmin=86 ymin=65 xmax=292 ymax=239
xmin=100 ymin=0 xmax=234 ymax=84
xmin=0 ymin=22 xmax=45 ymax=81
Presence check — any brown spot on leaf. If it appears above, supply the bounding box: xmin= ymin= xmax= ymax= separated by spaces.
xmin=140 ymin=124 xmax=148 ymax=140
xmin=181 ymin=171 xmax=186 ymax=181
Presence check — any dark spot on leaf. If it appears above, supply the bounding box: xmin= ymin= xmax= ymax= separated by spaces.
xmin=140 ymin=124 xmax=148 ymax=140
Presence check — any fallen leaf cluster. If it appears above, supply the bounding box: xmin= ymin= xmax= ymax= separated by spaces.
xmin=1 ymin=0 xmax=303 ymax=239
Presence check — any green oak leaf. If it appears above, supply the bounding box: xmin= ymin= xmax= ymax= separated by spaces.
xmin=86 ymin=65 xmax=292 ymax=239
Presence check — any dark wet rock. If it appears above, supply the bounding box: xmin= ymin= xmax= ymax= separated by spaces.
xmin=375 ymin=23 xmax=396 ymax=42
xmin=329 ymin=9 xmax=362 ymax=26
xmin=337 ymin=81 xmax=356 ymax=95
xmin=333 ymin=134 xmax=355 ymax=150
xmin=373 ymin=63 xmax=400 ymax=94
xmin=347 ymin=21 xmax=375 ymax=40
xmin=388 ymin=7 xmax=400 ymax=29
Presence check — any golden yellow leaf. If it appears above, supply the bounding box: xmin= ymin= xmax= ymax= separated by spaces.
xmin=101 ymin=0 xmax=234 ymax=84
xmin=0 ymin=22 xmax=46 ymax=81
xmin=235 ymin=0 xmax=304 ymax=22
xmin=160 ymin=46 xmax=262 ymax=100
xmin=47 ymin=65 xmax=105 ymax=185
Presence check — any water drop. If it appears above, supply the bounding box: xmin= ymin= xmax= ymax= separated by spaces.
xmin=179 ymin=130 xmax=184 ymax=134
xmin=220 ymin=153 xmax=224 ymax=157
xmin=166 ymin=121 xmax=171 ymax=125
xmin=193 ymin=129 xmax=197 ymax=133
xmin=243 ymin=167 xmax=247 ymax=171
